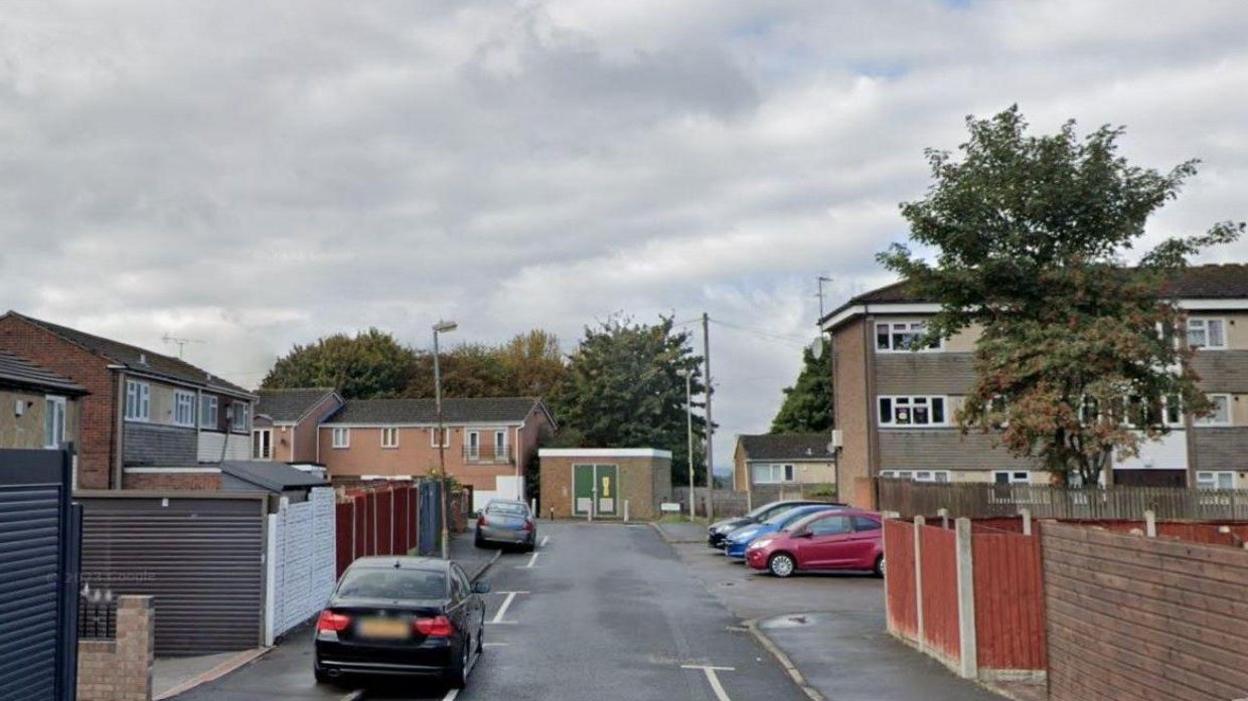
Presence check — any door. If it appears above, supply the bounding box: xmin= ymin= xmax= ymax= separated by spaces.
xmin=573 ymin=464 xmax=595 ymax=515
xmin=596 ymin=465 xmax=618 ymax=516
xmin=845 ymin=516 xmax=883 ymax=569
xmin=795 ymin=514 xmax=854 ymax=569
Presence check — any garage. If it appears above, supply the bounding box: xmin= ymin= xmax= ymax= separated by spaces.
xmin=538 ymin=448 xmax=672 ymax=520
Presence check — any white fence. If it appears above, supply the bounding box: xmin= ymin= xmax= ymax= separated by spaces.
xmin=265 ymin=487 xmax=337 ymax=645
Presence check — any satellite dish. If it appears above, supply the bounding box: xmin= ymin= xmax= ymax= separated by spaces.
xmin=809 ymin=336 xmax=824 ymax=360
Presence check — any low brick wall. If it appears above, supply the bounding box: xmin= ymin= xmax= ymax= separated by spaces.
xmin=78 ymin=595 xmax=155 ymax=701
xmin=121 ymin=469 xmax=223 ymax=490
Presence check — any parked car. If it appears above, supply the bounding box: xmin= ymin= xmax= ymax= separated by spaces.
xmin=745 ymin=509 xmax=884 ymax=578
xmin=475 ymin=499 xmax=537 ymax=551
xmin=314 ymin=556 xmax=489 ymax=688
xmin=722 ymin=504 xmax=842 ymax=559
xmin=706 ymin=499 xmax=843 ymax=548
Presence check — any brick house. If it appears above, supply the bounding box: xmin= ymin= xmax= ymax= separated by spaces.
xmin=732 ymin=433 xmax=837 ymax=503
xmin=319 ymin=397 xmax=554 ymax=509
xmin=0 ymin=350 xmax=88 ymax=456
xmin=0 ymin=312 xmax=257 ymax=489
xmin=253 ymin=387 xmax=344 ymax=465
xmin=820 ymin=264 xmax=1248 ymax=508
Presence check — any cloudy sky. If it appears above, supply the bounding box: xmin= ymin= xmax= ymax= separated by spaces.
xmin=3 ymin=1 xmax=1246 ymax=470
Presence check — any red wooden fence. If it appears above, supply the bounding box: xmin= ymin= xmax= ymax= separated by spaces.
xmin=972 ymin=526 xmax=1047 ymax=671
xmin=335 ymin=485 xmax=419 ymax=577
xmin=918 ymin=524 xmax=960 ymax=665
xmin=884 ymin=519 xmax=918 ymax=638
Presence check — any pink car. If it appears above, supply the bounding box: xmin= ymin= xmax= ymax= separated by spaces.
xmin=745 ymin=509 xmax=884 ymax=578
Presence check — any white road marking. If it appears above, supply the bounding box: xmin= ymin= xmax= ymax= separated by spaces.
xmin=443 ymin=689 xmax=460 ymax=701
xmin=483 ymin=642 xmax=510 ymax=647
xmin=339 ymin=690 xmax=365 ymax=701
xmin=490 ymin=590 xmax=529 ymax=624
xmin=520 ymin=552 xmax=540 ymax=569
xmin=681 ymin=665 xmax=736 ymax=701
xmin=540 ymin=535 xmax=550 ymax=548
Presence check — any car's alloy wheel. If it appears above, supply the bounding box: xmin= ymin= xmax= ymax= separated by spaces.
xmin=875 ymin=555 xmax=885 ymax=578
xmin=769 ymin=553 xmax=796 ymax=578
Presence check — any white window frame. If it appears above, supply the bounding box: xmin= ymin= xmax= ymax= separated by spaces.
xmin=878 ymin=395 xmax=948 ymax=427
xmin=229 ymin=402 xmax=250 ymax=432
xmin=430 ymin=427 xmax=450 ymax=448
xmin=44 ymin=395 xmax=67 ymax=449
xmin=881 ymin=469 xmax=950 ymax=483
xmin=1186 ymin=318 xmax=1227 ymax=350
xmin=753 ymin=463 xmax=795 ymax=484
xmin=875 ymin=320 xmax=942 ymax=352
xmin=1195 ymin=471 xmax=1235 ymax=490
xmin=993 ymin=470 xmax=1030 ymax=485
xmin=1194 ymin=394 xmax=1232 ymax=427
xmin=200 ymin=395 xmax=219 ymax=428
xmin=494 ymin=430 xmax=508 ymax=460
xmin=381 ymin=427 xmax=400 ymax=449
xmin=252 ymin=428 xmax=273 ymax=460
xmin=332 ymin=427 xmax=350 ymax=448
xmin=466 ymin=430 xmax=481 ymax=459
xmin=173 ymin=390 xmax=196 ymax=427
xmin=124 ymin=380 xmax=150 ymax=422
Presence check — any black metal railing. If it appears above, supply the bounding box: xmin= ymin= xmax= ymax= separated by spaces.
xmin=78 ymin=588 xmax=117 ymax=640
xmin=462 ymin=444 xmax=513 ymax=464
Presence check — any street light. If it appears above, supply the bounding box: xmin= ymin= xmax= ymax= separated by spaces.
xmin=677 ymin=368 xmax=695 ymax=520
xmin=433 ymin=320 xmax=457 ymax=559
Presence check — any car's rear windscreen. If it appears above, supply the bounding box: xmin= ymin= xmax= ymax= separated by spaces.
xmin=487 ymin=502 xmax=527 ymax=516
xmin=337 ymin=569 xmax=447 ymax=600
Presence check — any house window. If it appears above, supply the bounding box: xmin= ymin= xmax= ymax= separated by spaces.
xmin=993 ymin=471 xmax=1030 ymax=485
xmin=1196 ymin=471 xmax=1235 ymax=490
xmin=124 ymin=380 xmax=150 ymax=421
xmin=753 ymin=463 xmax=795 ymax=484
xmin=881 ymin=469 xmax=950 ymax=483
xmin=200 ymin=395 xmax=219 ymax=428
xmin=332 ymin=427 xmax=350 ymax=448
xmin=44 ymin=396 xmax=67 ymax=449
xmin=1163 ymin=395 xmax=1183 ymax=427
xmin=1186 ymin=318 xmax=1226 ymax=350
xmin=878 ymin=396 xmax=946 ymax=426
xmin=466 ymin=431 xmax=480 ymax=459
xmin=430 ymin=427 xmax=450 ymax=448
xmin=229 ymin=402 xmax=250 ymax=432
xmin=252 ymin=429 xmax=273 ymax=460
xmin=381 ymin=427 xmax=400 ymax=449
xmin=494 ymin=430 xmax=508 ymax=460
xmin=173 ymin=391 xmax=196 ymax=427
xmin=875 ymin=321 xmax=940 ymax=352
xmin=1194 ymin=394 xmax=1231 ymax=426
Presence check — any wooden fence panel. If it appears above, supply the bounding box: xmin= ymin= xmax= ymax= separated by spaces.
xmin=972 ymin=529 xmax=1046 ymax=671
xmin=1043 ymin=523 xmax=1248 ymax=701
xmin=918 ymin=525 xmax=960 ymax=665
xmin=884 ymin=520 xmax=917 ymax=640
xmin=376 ymin=490 xmax=394 ymax=555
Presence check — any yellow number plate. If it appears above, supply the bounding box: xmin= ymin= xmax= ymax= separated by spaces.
xmin=358 ymin=618 xmax=409 ymax=640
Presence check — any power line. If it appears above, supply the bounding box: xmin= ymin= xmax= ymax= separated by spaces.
xmin=707 ymin=318 xmax=810 ymax=349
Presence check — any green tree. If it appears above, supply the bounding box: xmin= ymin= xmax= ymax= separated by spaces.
xmin=549 ymin=316 xmax=707 ymax=486
xmin=770 ymin=342 xmax=833 ymax=433
xmin=261 ymin=328 xmax=417 ymax=399
xmin=879 ymin=106 xmax=1242 ymax=485
xmin=402 ymin=330 xmax=567 ymax=399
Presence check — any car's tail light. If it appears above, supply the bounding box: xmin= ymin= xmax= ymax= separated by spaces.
xmin=414 ymin=615 xmax=455 ymax=638
xmin=478 ymin=515 xmax=488 ymax=527
xmin=316 ymin=610 xmax=351 ymax=633
xmin=523 ymin=519 xmax=535 ymax=532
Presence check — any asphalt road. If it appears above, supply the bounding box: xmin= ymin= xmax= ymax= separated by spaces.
xmin=174 ymin=522 xmax=803 ymax=701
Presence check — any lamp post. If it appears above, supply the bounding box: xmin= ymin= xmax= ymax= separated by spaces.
xmin=677 ymin=368 xmax=695 ymax=520
xmin=433 ymin=320 xmax=457 ymax=559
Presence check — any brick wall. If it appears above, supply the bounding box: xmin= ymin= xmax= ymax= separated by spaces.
xmin=539 ymin=454 xmax=671 ymax=519
xmin=832 ymin=317 xmax=872 ymax=508
xmin=0 ymin=315 xmax=117 ymax=488
xmin=122 ymin=470 xmax=223 ymax=490
xmin=123 ymin=423 xmax=198 ymax=465
xmin=78 ymin=595 xmax=154 ymax=701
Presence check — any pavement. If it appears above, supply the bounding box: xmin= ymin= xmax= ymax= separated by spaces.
xmin=661 ymin=519 xmax=1008 ymax=701
xmin=171 ymin=522 xmax=805 ymax=700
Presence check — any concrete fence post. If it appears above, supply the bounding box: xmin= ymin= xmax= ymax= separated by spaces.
xmin=913 ymin=516 xmax=926 ymax=653
xmin=1145 ymin=510 xmax=1157 ymax=538
xmin=938 ymin=508 xmax=950 ymax=530
xmin=954 ymin=517 xmax=978 ymax=680
xmin=1021 ymin=508 xmax=1032 ymax=536
xmin=624 ymin=499 xmax=630 ymax=523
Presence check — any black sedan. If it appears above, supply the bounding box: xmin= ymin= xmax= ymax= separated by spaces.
xmin=314 ymin=556 xmax=490 ymax=689
xmin=707 ymin=499 xmax=844 ymax=548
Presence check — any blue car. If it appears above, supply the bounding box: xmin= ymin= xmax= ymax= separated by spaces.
xmin=722 ymin=504 xmax=840 ymax=559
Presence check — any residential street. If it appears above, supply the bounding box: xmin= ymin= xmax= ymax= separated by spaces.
xmin=173 ymin=522 xmax=805 ymax=701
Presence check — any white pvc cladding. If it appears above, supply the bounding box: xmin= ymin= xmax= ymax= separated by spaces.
xmin=265 ymin=487 xmax=336 ymax=645
xmin=820 ymin=298 xmax=1248 ymax=332
xmin=538 ymin=448 xmax=673 ymax=459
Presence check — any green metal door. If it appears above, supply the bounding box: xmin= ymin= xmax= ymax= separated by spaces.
xmin=596 ymin=465 xmax=618 ymax=516
xmin=573 ymin=464 xmax=595 ymax=515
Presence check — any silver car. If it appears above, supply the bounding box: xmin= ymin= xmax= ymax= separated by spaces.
xmin=474 ymin=499 xmax=536 ymax=551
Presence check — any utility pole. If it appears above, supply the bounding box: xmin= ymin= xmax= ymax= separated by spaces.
xmin=433 ymin=320 xmax=458 ymax=559
xmin=817 ymin=276 xmax=833 ymax=321
xmin=702 ymin=312 xmax=714 ymax=522
xmin=678 ymin=369 xmax=694 ymax=520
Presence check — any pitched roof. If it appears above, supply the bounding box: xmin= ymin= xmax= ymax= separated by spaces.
xmin=738 ymin=433 xmax=834 ymax=461
xmin=821 ymin=264 xmax=1248 ymax=326
xmin=219 ymin=461 xmax=329 ymax=493
xmin=256 ymin=388 xmax=338 ymax=423
xmin=0 ymin=350 xmax=88 ymax=395
xmin=324 ymin=397 xmax=547 ymax=425
xmin=4 ymin=312 xmax=252 ymax=397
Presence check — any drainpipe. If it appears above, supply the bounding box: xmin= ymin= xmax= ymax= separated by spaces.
xmin=863 ymin=310 xmax=880 ymax=508
xmin=110 ymin=367 xmax=126 ymax=490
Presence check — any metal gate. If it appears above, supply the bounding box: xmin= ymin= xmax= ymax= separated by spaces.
xmin=0 ymin=449 xmax=80 ymax=701
xmin=418 ymin=481 xmax=441 ymax=556
xmin=77 ymin=492 xmax=267 ymax=656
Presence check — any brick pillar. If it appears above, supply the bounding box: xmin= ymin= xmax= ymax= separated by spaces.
xmin=115 ymin=595 xmax=155 ymax=701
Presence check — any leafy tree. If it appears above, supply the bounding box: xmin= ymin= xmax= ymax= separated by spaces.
xmin=403 ymin=330 xmax=567 ymax=399
xmin=497 ymin=330 xmax=566 ymax=397
xmin=549 ymin=316 xmax=707 ymax=486
xmin=771 ymin=342 xmax=833 ymax=433
xmin=879 ymin=106 xmax=1242 ymax=485
xmin=262 ymin=328 xmax=417 ymax=399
